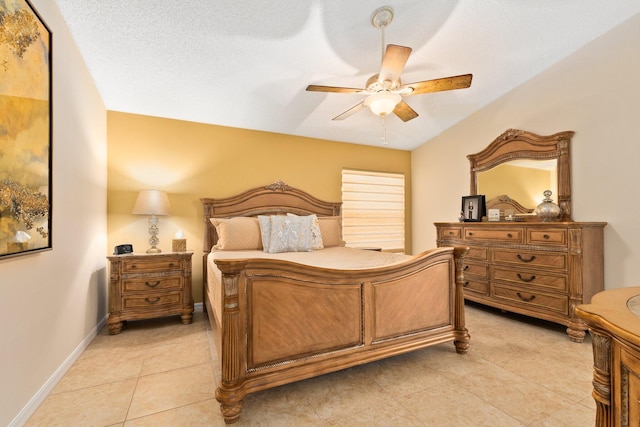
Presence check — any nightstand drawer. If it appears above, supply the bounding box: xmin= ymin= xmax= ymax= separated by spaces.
xmin=122 ymin=292 xmax=182 ymax=309
xmin=121 ymin=257 xmax=182 ymax=273
xmin=122 ymin=277 xmax=182 ymax=293
xmin=526 ymin=229 xmax=567 ymax=246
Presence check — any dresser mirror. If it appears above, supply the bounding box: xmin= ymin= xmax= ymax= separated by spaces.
xmin=468 ymin=129 xmax=574 ymax=221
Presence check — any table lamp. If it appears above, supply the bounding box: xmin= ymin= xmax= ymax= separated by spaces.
xmin=132 ymin=189 xmax=171 ymax=253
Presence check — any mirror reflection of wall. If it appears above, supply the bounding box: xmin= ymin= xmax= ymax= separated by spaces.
xmin=477 ymin=159 xmax=557 ymax=209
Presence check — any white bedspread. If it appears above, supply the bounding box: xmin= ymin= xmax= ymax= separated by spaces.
xmin=206 ymin=247 xmax=411 ymax=326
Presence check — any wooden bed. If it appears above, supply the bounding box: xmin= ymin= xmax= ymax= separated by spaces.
xmin=201 ymin=181 xmax=470 ymax=423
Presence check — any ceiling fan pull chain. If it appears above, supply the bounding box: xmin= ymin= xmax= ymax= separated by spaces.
xmin=381 ymin=116 xmax=388 ymax=145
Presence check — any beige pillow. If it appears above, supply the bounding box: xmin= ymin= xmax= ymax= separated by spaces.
xmin=210 ymin=217 xmax=262 ymax=250
xmin=318 ymin=216 xmax=346 ymax=247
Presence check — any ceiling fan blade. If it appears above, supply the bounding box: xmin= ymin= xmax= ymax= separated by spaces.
xmin=306 ymin=85 xmax=365 ymax=94
xmin=402 ymin=74 xmax=473 ymax=95
xmin=332 ymin=102 xmax=365 ymax=120
xmin=393 ymin=100 xmax=419 ymax=122
xmin=378 ymin=44 xmax=412 ymax=87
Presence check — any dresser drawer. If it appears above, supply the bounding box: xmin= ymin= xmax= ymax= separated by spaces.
xmin=466 ymin=246 xmax=488 ymax=261
xmin=463 ymin=262 xmax=488 ymax=279
xmin=492 ymin=249 xmax=567 ymax=270
xmin=464 ymin=228 xmax=524 ymax=243
xmin=121 ymin=257 xmax=182 ymax=273
xmin=526 ymin=228 xmax=567 ymax=246
xmin=122 ymin=277 xmax=182 ymax=293
xmin=492 ymin=267 xmax=567 ymax=291
xmin=493 ymin=285 xmax=568 ymax=315
xmin=122 ymin=292 xmax=182 ymax=309
xmin=440 ymin=227 xmax=462 ymax=239
xmin=462 ymin=279 xmax=488 ymax=295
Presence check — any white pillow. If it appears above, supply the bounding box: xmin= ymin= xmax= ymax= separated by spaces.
xmin=260 ymin=214 xmax=323 ymax=253
xmin=287 ymin=213 xmax=323 ymax=251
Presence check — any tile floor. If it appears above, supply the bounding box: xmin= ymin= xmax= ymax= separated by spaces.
xmin=25 ymin=303 xmax=596 ymax=426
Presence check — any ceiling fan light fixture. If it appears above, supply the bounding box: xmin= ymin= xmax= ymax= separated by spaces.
xmin=365 ymin=91 xmax=401 ymax=116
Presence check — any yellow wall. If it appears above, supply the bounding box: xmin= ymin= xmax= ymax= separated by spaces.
xmin=107 ymin=112 xmax=412 ymax=302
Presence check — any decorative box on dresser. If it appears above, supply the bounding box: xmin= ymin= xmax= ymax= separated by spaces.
xmin=435 ymin=221 xmax=605 ymax=342
xmin=107 ymin=251 xmax=194 ymax=335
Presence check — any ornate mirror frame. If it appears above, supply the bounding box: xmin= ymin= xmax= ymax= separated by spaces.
xmin=468 ymin=129 xmax=574 ymax=221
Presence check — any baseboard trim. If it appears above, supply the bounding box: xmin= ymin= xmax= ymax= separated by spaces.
xmin=9 ymin=314 xmax=108 ymax=427
xmin=11 ymin=303 xmax=203 ymax=426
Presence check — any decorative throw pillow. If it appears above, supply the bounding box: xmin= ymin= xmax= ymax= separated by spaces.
xmin=267 ymin=215 xmax=301 ymax=253
xmin=257 ymin=215 xmax=272 ymax=251
xmin=210 ymin=217 xmax=262 ymax=250
xmin=318 ymin=216 xmax=346 ymax=247
xmin=287 ymin=213 xmax=323 ymax=251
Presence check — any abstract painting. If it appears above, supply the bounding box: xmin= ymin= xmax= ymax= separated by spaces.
xmin=0 ymin=0 xmax=51 ymax=258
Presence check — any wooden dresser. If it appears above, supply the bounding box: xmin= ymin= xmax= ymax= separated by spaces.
xmin=107 ymin=252 xmax=194 ymax=334
xmin=576 ymin=287 xmax=640 ymax=427
xmin=435 ymin=221 xmax=606 ymax=342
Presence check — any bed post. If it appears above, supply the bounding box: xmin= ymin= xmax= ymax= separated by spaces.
xmin=214 ymin=260 xmax=247 ymax=424
xmin=453 ymin=246 xmax=470 ymax=354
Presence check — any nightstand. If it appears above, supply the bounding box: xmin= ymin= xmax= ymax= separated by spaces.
xmin=107 ymin=251 xmax=194 ymax=335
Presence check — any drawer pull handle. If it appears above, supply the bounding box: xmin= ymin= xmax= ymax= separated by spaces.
xmin=145 ymin=281 xmax=160 ymax=289
xmin=168 ymin=263 xmax=175 ymax=268
xmin=449 ymin=231 xmax=455 ymax=235
xmin=507 ymin=233 xmax=513 ymax=238
xmin=463 ymin=281 xmax=470 ymax=288
xmin=517 ymin=254 xmax=536 ymax=263
xmin=517 ymin=273 xmax=536 ymax=282
xmin=517 ymin=292 xmax=536 ymax=302
xmin=468 ymin=232 xmax=474 ymax=236
xmin=145 ymin=297 xmax=161 ymax=304
xmin=543 ymin=234 xmax=550 ymax=239
xmin=464 ymin=265 xmax=470 ymax=271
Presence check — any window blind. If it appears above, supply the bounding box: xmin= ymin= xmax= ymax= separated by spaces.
xmin=341 ymin=169 xmax=405 ymax=253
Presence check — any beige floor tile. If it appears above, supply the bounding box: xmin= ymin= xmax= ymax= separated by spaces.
xmin=124 ymin=399 xmax=224 ymax=426
xmin=326 ymin=399 xmax=424 ymax=426
xmin=51 ymin=351 xmax=144 ymax=394
xmin=27 ymin=304 xmax=600 ymax=426
xmin=456 ymin=362 xmax=574 ymax=425
xmin=399 ymin=384 xmax=525 ymax=426
xmin=139 ymin=340 xmax=212 ymax=376
xmin=26 ymin=379 xmax=136 ymax=427
xmin=126 ymin=363 xmax=216 ymax=420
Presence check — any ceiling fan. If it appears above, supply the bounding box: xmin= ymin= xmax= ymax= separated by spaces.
xmin=306 ymin=6 xmax=472 ymax=122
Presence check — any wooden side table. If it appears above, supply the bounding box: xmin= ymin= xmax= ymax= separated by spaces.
xmin=576 ymin=287 xmax=640 ymax=427
xmin=107 ymin=251 xmax=194 ymax=335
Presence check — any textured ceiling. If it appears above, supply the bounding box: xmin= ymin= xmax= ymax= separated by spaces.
xmin=54 ymin=1 xmax=640 ymax=150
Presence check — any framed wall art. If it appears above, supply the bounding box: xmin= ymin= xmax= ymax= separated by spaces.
xmin=0 ymin=0 xmax=52 ymax=259
xmin=461 ymin=195 xmax=485 ymax=222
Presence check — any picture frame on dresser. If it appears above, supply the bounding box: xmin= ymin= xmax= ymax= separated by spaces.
xmin=0 ymin=0 xmax=52 ymax=259
xmin=461 ymin=195 xmax=485 ymax=222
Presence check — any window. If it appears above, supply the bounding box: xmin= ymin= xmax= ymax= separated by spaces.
xmin=341 ymin=169 xmax=405 ymax=253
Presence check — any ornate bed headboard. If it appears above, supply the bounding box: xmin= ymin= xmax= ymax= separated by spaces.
xmin=485 ymin=194 xmax=534 ymax=215
xmin=200 ymin=181 xmax=342 ymax=253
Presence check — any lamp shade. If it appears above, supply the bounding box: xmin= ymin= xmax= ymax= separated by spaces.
xmin=132 ymin=190 xmax=171 ymax=216
xmin=364 ymin=91 xmax=402 ymax=116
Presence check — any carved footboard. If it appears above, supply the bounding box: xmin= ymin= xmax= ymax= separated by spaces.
xmin=212 ymin=246 xmax=469 ymax=423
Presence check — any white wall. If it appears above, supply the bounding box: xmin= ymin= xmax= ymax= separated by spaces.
xmin=0 ymin=1 xmax=107 ymax=425
xmin=412 ymin=13 xmax=640 ymax=290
